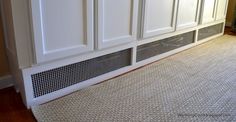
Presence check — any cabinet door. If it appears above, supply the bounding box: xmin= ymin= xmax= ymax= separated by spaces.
xmin=201 ymin=0 xmax=217 ymax=24
xmin=177 ymin=0 xmax=201 ymax=30
xmin=216 ymin=0 xmax=228 ymax=20
xmin=31 ymin=0 xmax=94 ymax=63
xmin=97 ymin=0 xmax=138 ymax=49
xmin=142 ymin=0 xmax=178 ymax=38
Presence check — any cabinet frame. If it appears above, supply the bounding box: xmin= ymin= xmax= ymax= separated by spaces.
xmin=200 ymin=0 xmax=218 ymax=24
xmin=176 ymin=0 xmax=202 ymax=30
xmin=30 ymin=0 xmax=94 ymax=63
xmin=215 ymin=0 xmax=229 ymax=20
xmin=96 ymin=0 xmax=139 ymax=49
xmin=141 ymin=0 xmax=179 ymax=38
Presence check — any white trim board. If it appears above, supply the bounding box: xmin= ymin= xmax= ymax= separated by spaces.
xmin=0 ymin=75 xmax=14 ymax=90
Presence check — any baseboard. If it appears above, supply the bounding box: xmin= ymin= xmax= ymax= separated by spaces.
xmin=225 ymin=22 xmax=231 ymax=27
xmin=0 ymin=75 xmax=14 ymax=90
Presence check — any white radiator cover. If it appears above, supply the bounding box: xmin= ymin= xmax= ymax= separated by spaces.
xmin=31 ymin=49 xmax=131 ymax=97
xmin=0 ymin=0 xmax=228 ymax=108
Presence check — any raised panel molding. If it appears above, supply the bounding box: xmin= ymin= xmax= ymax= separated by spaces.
xmin=30 ymin=0 xmax=94 ymax=63
xmin=96 ymin=0 xmax=139 ymax=49
xmin=142 ymin=0 xmax=178 ymax=38
xmin=200 ymin=0 xmax=217 ymax=24
xmin=216 ymin=0 xmax=228 ymax=20
xmin=176 ymin=0 xmax=201 ymax=30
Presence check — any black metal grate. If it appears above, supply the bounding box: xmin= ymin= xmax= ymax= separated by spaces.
xmin=137 ymin=31 xmax=195 ymax=62
xmin=198 ymin=23 xmax=223 ymax=41
xmin=31 ymin=49 xmax=131 ymax=97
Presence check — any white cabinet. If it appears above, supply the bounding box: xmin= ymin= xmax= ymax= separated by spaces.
xmin=31 ymin=0 xmax=94 ymax=63
xmin=177 ymin=0 xmax=201 ymax=30
xmin=97 ymin=0 xmax=139 ymax=49
xmin=1 ymin=0 xmax=228 ymax=108
xmin=142 ymin=0 xmax=178 ymax=38
xmin=200 ymin=0 xmax=217 ymax=24
xmin=216 ymin=0 xmax=228 ymax=20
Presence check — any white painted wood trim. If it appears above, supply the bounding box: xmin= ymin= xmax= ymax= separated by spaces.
xmin=142 ymin=0 xmax=179 ymax=38
xmin=211 ymin=0 xmax=218 ymax=22
xmin=30 ymin=0 xmax=94 ymax=63
xmin=176 ymin=0 xmax=202 ymax=31
xmin=10 ymin=0 xmax=34 ymax=69
xmin=22 ymin=69 xmax=35 ymax=109
xmin=96 ymin=0 xmax=139 ymax=49
xmin=215 ymin=0 xmax=229 ymax=21
xmin=200 ymin=0 xmax=218 ymax=24
xmin=225 ymin=0 xmax=229 ymax=19
xmin=222 ymin=21 xmax=226 ymax=34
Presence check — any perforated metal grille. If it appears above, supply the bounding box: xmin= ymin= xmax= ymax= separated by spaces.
xmin=198 ymin=23 xmax=223 ymax=41
xmin=31 ymin=49 xmax=131 ymax=97
xmin=137 ymin=31 xmax=195 ymax=62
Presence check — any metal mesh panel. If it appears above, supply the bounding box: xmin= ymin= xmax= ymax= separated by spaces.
xmin=31 ymin=49 xmax=131 ymax=97
xmin=198 ymin=23 xmax=223 ymax=41
xmin=137 ymin=31 xmax=195 ymax=62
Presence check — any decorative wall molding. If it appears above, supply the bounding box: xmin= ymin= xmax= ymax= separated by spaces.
xmin=0 ymin=75 xmax=14 ymax=90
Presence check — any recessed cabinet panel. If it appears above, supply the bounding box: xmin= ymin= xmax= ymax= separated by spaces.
xmin=177 ymin=0 xmax=200 ymax=30
xmin=142 ymin=0 xmax=178 ymax=38
xmin=201 ymin=0 xmax=217 ymax=24
xmin=31 ymin=0 xmax=94 ymax=63
xmin=216 ymin=0 xmax=228 ymax=20
xmin=97 ymin=0 xmax=138 ymax=49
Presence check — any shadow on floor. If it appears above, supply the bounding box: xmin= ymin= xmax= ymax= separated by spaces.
xmin=0 ymin=87 xmax=36 ymax=122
